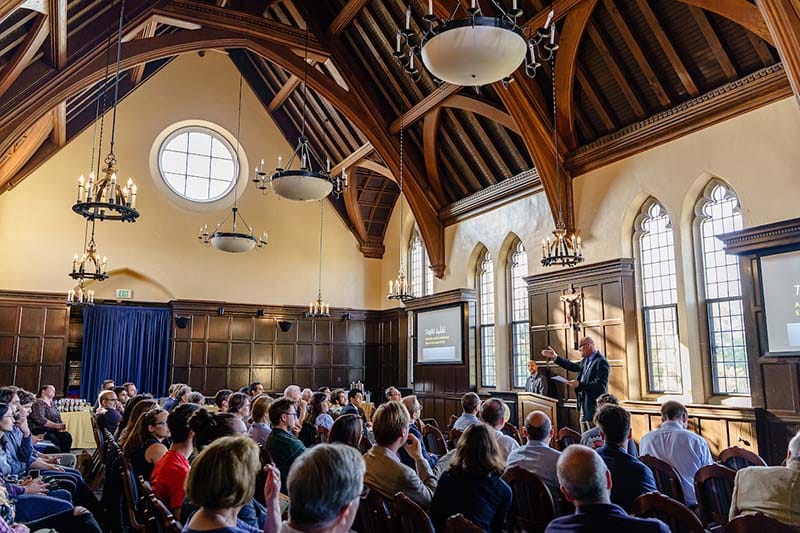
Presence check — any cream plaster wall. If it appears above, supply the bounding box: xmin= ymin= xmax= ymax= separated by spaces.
xmin=0 ymin=52 xmax=382 ymax=309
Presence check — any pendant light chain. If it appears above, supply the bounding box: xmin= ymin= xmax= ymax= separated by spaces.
xmin=398 ymin=114 xmax=405 ymax=272
xmin=551 ymin=55 xmax=563 ymax=228
xmin=300 ymin=9 xmax=309 ymax=139
xmin=233 ymin=73 xmax=244 ymax=212
xmin=108 ymin=0 xmax=126 ymax=160
xmin=317 ymin=200 xmax=324 ymax=298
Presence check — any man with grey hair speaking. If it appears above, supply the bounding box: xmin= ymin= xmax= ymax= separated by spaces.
xmin=545 ymin=445 xmax=668 ymax=533
xmin=282 ymin=443 xmax=365 ymax=533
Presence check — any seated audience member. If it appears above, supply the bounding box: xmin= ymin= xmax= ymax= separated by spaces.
xmin=480 ymin=398 xmax=520 ymax=461
xmin=122 ymin=382 xmax=137 ymax=398
xmin=363 ymin=401 xmax=438 ymax=508
xmin=283 ymin=444 xmax=364 ymax=533
xmin=580 ymin=394 xmax=637 ymax=456
xmin=248 ymin=395 xmax=273 ymax=447
xmin=266 ymin=398 xmax=306 ymax=494
xmin=183 ymin=436 xmax=281 ymax=533
xmin=247 ymin=382 xmax=265 ymax=399
xmin=385 ymin=386 xmax=401 ymax=402
xmin=330 ymin=389 xmax=346 ymax=409
xmin=15 ymin=390 xmax=61 ymax=458
xmin=150 ymin=403 xmax=201 ymax=520
xmin=162 ymin=384 xmax=189 ymax=412
xmin=327 ymin=414 xmax=362 ymax=449
xmin=284 ymin=385 xmax=305 ymax=423
xmin=113 ymin=386 xmax=129 ymax=409
xmin=101 ymin=379 xmax=115 ymax=392
xmin=340 ymin=388 xmax=370 ymax=429
xmin=299 ymin=392 xmax=334 ymax=447
xmin=317 ymin=387 xmax=331 ymax=400
xmin=639 ymin=400 xmax=712 ymax=507
xmin=96 ymin=390 xmax=122 ymax=435
xmin=546 ymin=445 xmax=669 ymax=533
xmin=728 ymin=430 xmax=800 ymax=527
xmin=28 ymin=385 xmax=71 ymax=453
xmin=301 ymin=388 xmax=313 ymax=403
xmin=399 ymin=396 xmax=438 ymax=471
xmin=506 ymin=411 xmax=562 ymax=497
xmin=430 ymin=423 xmax=512 ymax=531
xmin=452 ymin=392 xmax=481 ymax=432
xmin=117 ymin=397 xmax=158 ymax=444
xmin=228 ymin=392 xmax=251 ymax=424
xmin=214 ymin=389 xmax=233 ymax=412
xmin=122 ymin=407 xmax=170 ymax=481
xmin=186 ymin=391 xmax=206 ymax=405
xmin=594 ymin=404 xmax=656 ymax=512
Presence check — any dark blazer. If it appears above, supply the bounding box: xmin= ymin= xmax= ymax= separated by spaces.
xmin=399 ymin=423 xmax=437 ymax=471
xmin=554 ymin=352 xmax=609 ymax=422
xmin=545 ymin=503 xmax=669 ymax=533
xmin=596 ymin=444 xmax=657 ymax=512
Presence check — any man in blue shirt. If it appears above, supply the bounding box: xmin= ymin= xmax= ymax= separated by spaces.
xmin=546 ymin=445 xmax=668 ymax=533
xmin=594 ymin=404 xmax=656 ymax=512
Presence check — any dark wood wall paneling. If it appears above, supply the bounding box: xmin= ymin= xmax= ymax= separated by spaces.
xmin=720 ymin=217 xmax=800 ymax=464
xmin=0 ymin=291 xmax=70 ymax=394
xmin=525 ymin=259 xmax=638 ymax=429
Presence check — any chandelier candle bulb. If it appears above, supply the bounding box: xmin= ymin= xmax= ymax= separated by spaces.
xmin=131 ymin=185 xmax=137 ymax=209
xmin=77 ymin=176 xmax=84 ymax=202
xmin=326 ymin=157 xmax=331 ymax=173
xmin=396 ymin=32 xmax=401 ymax=52
xmin=405 ymin=6 xmax=411 ymax=29
xmin=277 ymin=156 xmax=281 ymax=169
xmin=428 ymin=0 xmax=433 ymax=15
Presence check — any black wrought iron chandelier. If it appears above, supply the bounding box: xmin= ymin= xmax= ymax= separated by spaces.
xmin=394 ymin=1 xmax=557 ymax=86
xmin=388 ymin=118 xmax=414 ymax=303
xmin=541 ymin=53 xmax=583 ymax=268
xmin=67 ymin=221 xmax=106 ymax=306
xmin=199 ymin=74 xmax=268 ymax=254
xmin=260 ymin=8 xmax=346 ymax=201
xmin=306 ymin=201 xmax=331 ymax=318
xmin=73 ymin=0 xmax=138 ymax=223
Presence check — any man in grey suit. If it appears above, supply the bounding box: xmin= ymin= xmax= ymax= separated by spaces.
xmin=542 ymin=336 xmax=609 ymax=430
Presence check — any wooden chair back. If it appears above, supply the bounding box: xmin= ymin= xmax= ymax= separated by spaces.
xmin=502 ymin=466 xmax=557 ymax=533
xmin=694 ymin=463 xmax=736 ymax=529
xmin=448 ymin=414 xmax=458 ymax=429
xmin=718 ymin=446 xmax=767 ymax=471
xmin=421 ymin=418 xmax=439 ymax=429
xmin=117 ymin=449 xmax=145 ymax=530
xmin=316 ymin=425 xmax=329 ymax=444
xmin=631 ymin=492 xmax=707 ymax=533
xmin=422 ymin=424 xmax=448 ymax=456
xmin=138 ymin=476 xmax=181 ymax=533
xmin=639 ymin=454 xmax=687 ymax=505
xmin=393 ymin=492 xmax=434 ymax=533
xmin=448 ymin=428 xmax=463 ymax=449
xmin=724 ymin=513 xmax=798 ymax=533
xmin=352 ymin=484 xmax=395 ymax=533
xmin=503 ymin=422 xmax=523 ymax=445
xmin=556 ymin=427 xmax=581 ymax=450
xmin=444 ymin=514 xmax=483 ymax=533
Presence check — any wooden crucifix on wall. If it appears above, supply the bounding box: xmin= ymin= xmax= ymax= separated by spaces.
xmin=560 ymin=285 xmax=583 ymax=350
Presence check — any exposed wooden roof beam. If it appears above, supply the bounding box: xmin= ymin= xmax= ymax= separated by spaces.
xmin=0 ymin=110 xmax=52 ymax=190
xmin=586 ymin=22 xmax=646 ymax=119
xmin=441 ymin=94 xmax=519 ymax=134
xmin=129 ymin=20 xmax=158 ymax=84
xmin=0 ymin=0 xmax=45 ymax=25
xmin=45 ymin=0 xmax=67 ymax=69
xmin=49 ymin=101 xmax=65 ymax=147
xmin=634 ymin=0 xmax=698 ymax=97
xmin=328 ymin=0 xmax=370 ymax=38
xmin=423 ymin=108 xmax=446 ymax=206
xmin=747 ymin=31 xmax=775 ymax=66
xmin=602 ymin=0 xmax=670 ymax=108
xmin=687 ymin=6 xmax=738 ymax=81
xmin=443 ymin=108 xmax=497 ymax=186
xmin=389 ymin=83 xmax=461 ymax=134
xmin=575 ymin=64 xmax=616 ymax=131
xmin=523 ymin=0 xmax=589 ymax=31
xmin=355 ymin=159 xmax=394 ymax=181
xmin=677 ymin=0 xmax=774 ymax=46
xmin=268 ymin=74 xmax=301 ymax=112
xmin=0 ymin=13 xmax=49 ymax=98
xmin=343 ymin=174 xmax=369 ymax=243
xmin=330 ymin=142 xmax=373 ymax=176
xmin=215 ymin=0 xmax=227 ymax=6
xmin=555 ymin=0 xmax=598 ymax=150
xmin=756 ymin=0 xmax=800 ymax=106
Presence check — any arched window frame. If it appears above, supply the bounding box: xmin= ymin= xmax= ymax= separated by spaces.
xmin=634 ymin=199 xmax=683 ymax=394
xmin=693 ymin=180 xmax=749 ymax=395
xmin=507 ymin=239 xmax=530 ymax=389
xmin=476 ymin=249 xmax=496 ymax=387
xmin=408 ymin=229 xmax=433 ymax=297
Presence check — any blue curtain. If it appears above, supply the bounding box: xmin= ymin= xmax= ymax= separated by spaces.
xmin=80 ymin=304 xmax=171 ymax=399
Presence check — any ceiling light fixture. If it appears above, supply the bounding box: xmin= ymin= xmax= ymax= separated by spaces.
xmin=388 ymin=116 xmax=414 ymax=303
xmin=395 ymin=1 xmax=557 ymax=86
xmin=306 ymin=201 xmax=331 ymax=318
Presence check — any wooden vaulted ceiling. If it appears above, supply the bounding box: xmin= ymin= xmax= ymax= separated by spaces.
xmin=0 ymin=0 xmax=798 ymax=276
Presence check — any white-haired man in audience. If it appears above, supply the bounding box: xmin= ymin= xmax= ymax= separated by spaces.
xmin=282 ymin=443 xmax=365 ymax=533
xmin=728 ymin=430 xmax=800 ymax=527
xmin=479 ymin=398 xmax=519 ymax=461
xmin=639 ymin=401 xmax=712 ymax=507
xmin=385 ymin=386 xmax=402 ymax=402
xmin=506 ymin=411 xmax=561 ymax=497
xmin=545 ymin=445 xmax=668 ymax=533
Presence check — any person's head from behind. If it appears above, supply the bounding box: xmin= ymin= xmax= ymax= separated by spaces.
xmin=660 ymin=400 xmax=688 ymax=427
xmin=479 ymin=398 xmax=506 ymax=430
xmin=595 ymin=393 xmax=619 ymax=410
xmin=461 ymin=392 xmax=480 ymax=415
xmin=269 ymin=398 xmax=299 ymax=431
xmin=347 ymin=388 xmax=362 ymax=407
xmin=401 ymin=395 xmax=422 ymax=423
xmin=524 ymin=411 xmax=553 ymax=444
xmin=168 ymin=403 xmax=202 ymax=446
xmin=119 ymin=398 xmax=158 ymax=443
xmin=385 ymin=387 xmax=401 ymax=402
xmin=186 ymin=436 xmax=260 ymax=511
xmin=595 ymin=404 xmax=631 ymax=447
xmin=227 ymin=392 xmax=250 ymax=418
xmin=557 ymin=445 xmax=612 ymax=506
xmin=451 ymin=423 xmax=505 ymax=476
xmin=98 ymin=390 xmax=118 ymax=410
xmin=187 ymin=391 xmax=206 ymax=405
xmin=251 ymin=395 xmax=274 ymax=425
xmin=287 ymin=444 xmax=365 ymax=533
xmin=102 ymin=379 xmax=115 ymax=391
xmin=214 ymin=389 xmax=233 ymax=410
xmin=787 ymin=430 xmax=800 ymax=466
xmin=328 ymin=414 xmax=362 ymax=449
xmin=190 ymin=409 xmax=247 ymax=451
xmin=372 ymin=401 xmax=410 ymax=447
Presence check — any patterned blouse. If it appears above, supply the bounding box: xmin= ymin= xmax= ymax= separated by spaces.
xmin=29 ymin=400 xmax=62 ymax=433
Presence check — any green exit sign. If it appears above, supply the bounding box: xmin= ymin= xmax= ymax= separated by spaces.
xmin=115 ymin=289 xmax=133 ymax=299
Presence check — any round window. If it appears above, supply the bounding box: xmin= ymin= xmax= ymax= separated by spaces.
xmin=158 ymin=127 xmax=238 ymax=202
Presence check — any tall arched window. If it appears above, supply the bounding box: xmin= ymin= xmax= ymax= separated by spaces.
xmin=508 ymin=240 xmax=530 ymax=388
xmin=409 ymin=230 xmax=433 ymax=297
xmin=477 ymin=250 xmax=496 ymax=387
xmin=697 ymin=182 xmax=748 ymax=394
xmin=636 ymin=200 xmax=682 ymax=393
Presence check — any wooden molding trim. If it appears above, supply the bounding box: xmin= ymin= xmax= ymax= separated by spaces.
xmin=439 ymin=168 xmax=542 ymax=226
xmin=677 ymin=0 xmax=774 ymax=46
xmin=566 ymin=64 xmax=793 ymax=176
xmin=328 ymin=0 xmax=370 ymax=38
xmin=718 ymin=216 xmax=800 ymax=255
xmin=359 ymin=240 xmax=385 ymax=259
xmin=403 ymin=288 xmax=478 ymax=311
xmin=524 ymin=258 xmax=635 ymax=289
xmin=756 ymin=0 xmax=800 ymax=107
xmin=622 ymin=400 xmax=757 ymax=421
